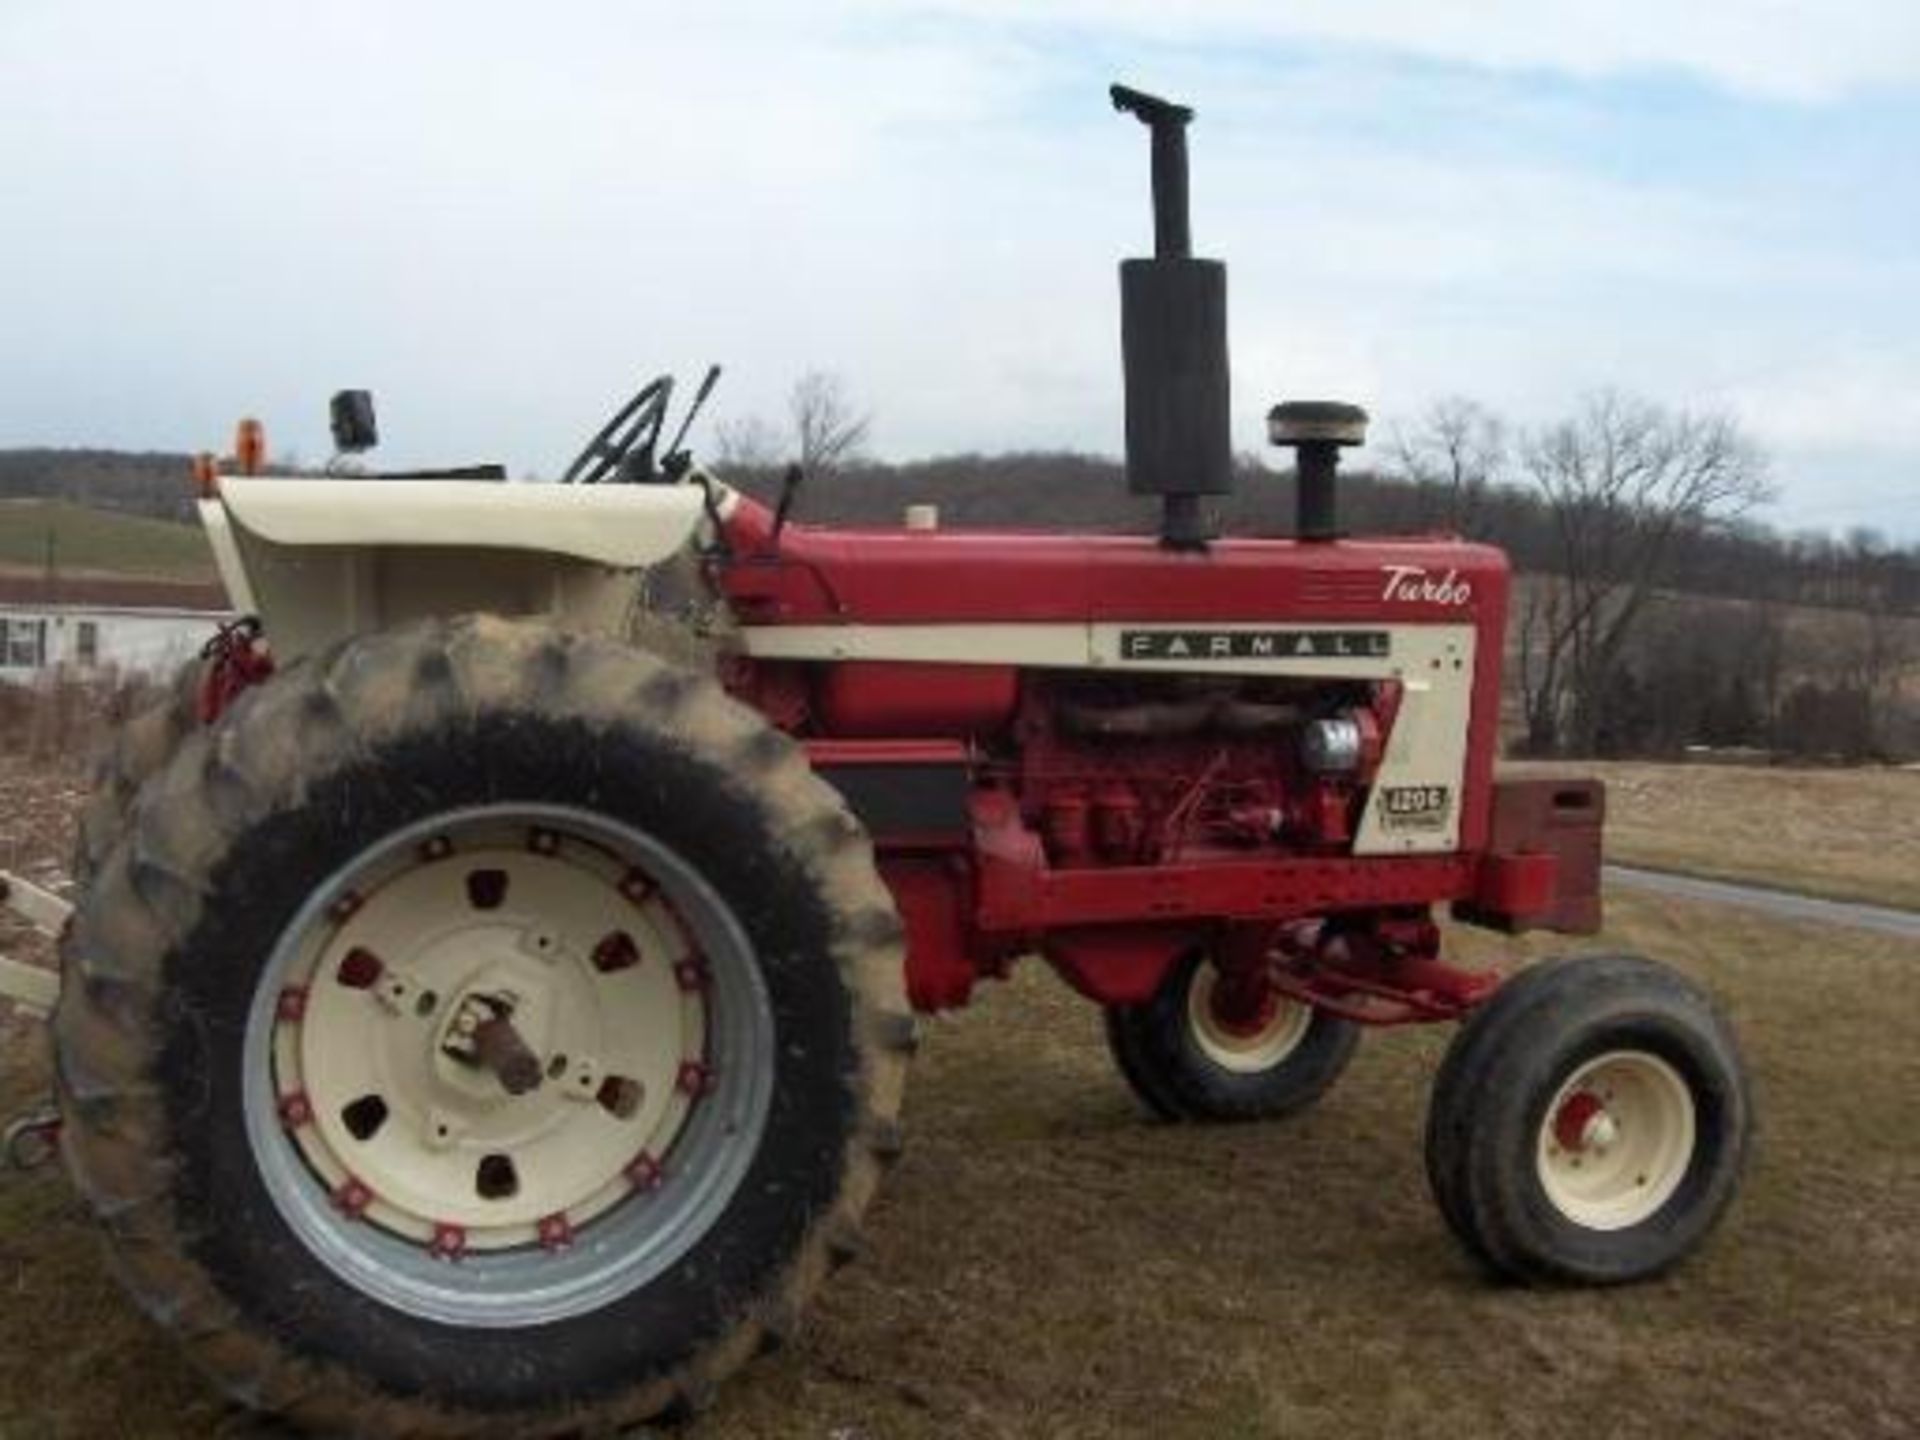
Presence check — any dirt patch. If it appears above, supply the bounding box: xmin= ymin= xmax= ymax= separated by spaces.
xmin=0 ymin=757 xmax=86 ymax=981
xmin=0 ymin=765 xmax=1913 ymax=1438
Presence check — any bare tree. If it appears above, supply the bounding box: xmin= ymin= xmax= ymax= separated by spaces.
xmin=712 ymin=415 xmax=784 ymax=471
xmin=1746 ymin=595 xmax=1790 ymax=748
xmin=1388 ymin=396 xmax=1506 ymax=533
xmin=789 ymin=371 xmax=870 ymax=476
xmin=1515 ymin=390 xmax=1773 ymax=755
xmin=1834 ymin=531 xmax=1911 ymax=755
xmin=710 ymin=372 xmax=871 ymax=478
xmin=1515 ymin=578 xmax=1570 ymax=754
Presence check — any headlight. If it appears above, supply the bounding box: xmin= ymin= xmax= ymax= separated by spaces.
xmin=1301 ymin=716 xmax=1363 ymax=774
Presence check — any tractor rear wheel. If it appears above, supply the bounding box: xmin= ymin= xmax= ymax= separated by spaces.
xmin=1105 ymin=948 xmax=1359 ymax=1121
xmin=1424 ymin=954 xmax=1750 ymax=1284
xmin=53 ymin=616 xmax=912 ymax=1437
xmin=72 ymin=657 xmax=202 ymax=883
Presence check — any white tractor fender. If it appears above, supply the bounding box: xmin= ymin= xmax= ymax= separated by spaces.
xmin=218 ymin=477 xmax=706 ymax=567
xmin=205 ymin=477 xmax=708 ymax=662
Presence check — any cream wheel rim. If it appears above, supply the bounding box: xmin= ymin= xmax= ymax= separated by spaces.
xmin=1536 ymin=1050 xmax=1696 ymax=1231
xmin=241 ymin=803 xmax=774 ymax=1327
xmin=1186 ymin=960 xmax=1312 ymax=1073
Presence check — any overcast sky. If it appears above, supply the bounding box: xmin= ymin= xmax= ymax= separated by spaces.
xmin=3 ymin=1 xmax=1916 ymax=537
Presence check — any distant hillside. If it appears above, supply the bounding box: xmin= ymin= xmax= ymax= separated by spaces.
xmin=0 ymin=448 xmax=195 ymax=522
xmin=0 ymin=499 xmax=214 ymax=581
xmin=5 ymin=438 xmax=1917 ymax=614
xmin=5 ymin=444 xmax=1916 ymax=616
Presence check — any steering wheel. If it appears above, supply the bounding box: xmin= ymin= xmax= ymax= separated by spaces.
xmin=562 ymin=375 xmax=674 ymax=485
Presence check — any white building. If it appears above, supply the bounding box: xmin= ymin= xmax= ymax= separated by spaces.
xmin=0 ymin=576 xmax=229 ymax=684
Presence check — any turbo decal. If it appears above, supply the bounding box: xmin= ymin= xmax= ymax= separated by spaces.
xmin=1381 ymin=565 xmax=1473 ymax=606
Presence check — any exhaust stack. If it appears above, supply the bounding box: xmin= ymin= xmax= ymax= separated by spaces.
xmin=1112 ymin=85 xmax=1232 ymax=551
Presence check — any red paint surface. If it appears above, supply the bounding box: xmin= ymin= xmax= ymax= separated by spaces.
xmin=1553 ymin=1091 xmax=1607 ymax=1152
xmin=196 ymin=618 xmax=275 ymax=723
xmin=719 ymin=493 xmax=1508 ymax=627
xmin=706 ymin=495 xmax=1599 ymax=1017
xmin=815 ymin=662 xmax=1018 ymax=738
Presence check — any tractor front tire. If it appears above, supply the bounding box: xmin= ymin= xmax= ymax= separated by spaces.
xmin=1424 ymin=954 xmax=1750 ymax=1284
xmin=1105 ymin=949 xmax=1360 ymax=1121
xmin=53 ymin=617 xmax=912 ymax=1437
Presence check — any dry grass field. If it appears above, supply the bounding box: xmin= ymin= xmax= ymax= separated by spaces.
xmin=0 ymin=498 xmax=215 ymax=581
xmin=1510 ymin=759 xmax=1920 ymax=910
xmin=0 ymin=756 xmax=1914 ymax=1438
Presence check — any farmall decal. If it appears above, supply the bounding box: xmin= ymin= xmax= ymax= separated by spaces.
xmin=1378 ymin=784 xmax=1453 ymax=832
xmin=1120 ymin=630 xmax=1391 ymax=661
xmin=1382 ymin=565 xmax=1473 ymax=606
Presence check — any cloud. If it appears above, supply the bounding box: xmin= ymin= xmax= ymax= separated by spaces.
xmin=0 ymin=0 xmax=1913 ymax=536
xmin=897 ymin=0 xmax=1920 ymax=103
xmin=1723 ymin=347 xmax=1920 ymax=453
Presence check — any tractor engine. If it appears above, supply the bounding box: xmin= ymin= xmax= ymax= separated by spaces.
xmin=1011 ymin=673 xmax=1389 ymax=866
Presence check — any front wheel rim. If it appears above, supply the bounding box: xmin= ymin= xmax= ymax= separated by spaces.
xmin=241 ymin=803 xmax=775 ymax=1328
xmin=1185 ymin=960 xmax=1313 ymax=1073
xmin=1535 ymin=1049 xmax=1697 ymax=1231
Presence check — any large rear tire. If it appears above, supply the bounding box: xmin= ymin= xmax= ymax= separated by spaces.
xmin=1424 ymin=954 xmax=1750 ymax=1284
xmin=72 ymin=658 xmax=203 ymax=883
xmin=1105 ymin=948 xmax=1359 ymax=1121
xmin=54 ymin=616 xmax=912 ymax=1436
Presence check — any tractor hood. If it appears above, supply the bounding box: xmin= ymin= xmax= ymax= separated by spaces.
xmin=217 ymin=477 xmax=705 ymax=568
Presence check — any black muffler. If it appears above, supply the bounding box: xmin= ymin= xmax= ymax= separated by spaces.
xmin=1112 ymin=85 xmax=1232 ymax=550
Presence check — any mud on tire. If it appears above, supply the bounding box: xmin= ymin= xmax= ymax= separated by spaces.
xmin=72 ymin=658 xmax=203 ymax=884
xmin=53 ymin=616 xmax=913 ymax=1437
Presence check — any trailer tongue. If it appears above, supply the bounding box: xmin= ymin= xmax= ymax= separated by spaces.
xmin=0 ymin=871 xmax=65 ymax=1017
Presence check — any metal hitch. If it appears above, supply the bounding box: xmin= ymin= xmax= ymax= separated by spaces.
xmin=0 ymin=870 xmax=69 ymax=1018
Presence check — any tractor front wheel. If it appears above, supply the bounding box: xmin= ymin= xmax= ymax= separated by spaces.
xmin=1105 ymin=948 xmax=1360 ymax=1121
xmin=54 ymin=617 xmax=912 ymax=1437
xmin=1424 ymin=953 xmax=1750 ymax=1284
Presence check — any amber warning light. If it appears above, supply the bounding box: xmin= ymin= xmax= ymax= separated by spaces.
xmin=234 ymin=417 xmax=267 ymax=475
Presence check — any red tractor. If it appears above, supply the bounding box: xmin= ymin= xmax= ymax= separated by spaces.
xmin=3 ymin=86 xmax=1748 ymax=1436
